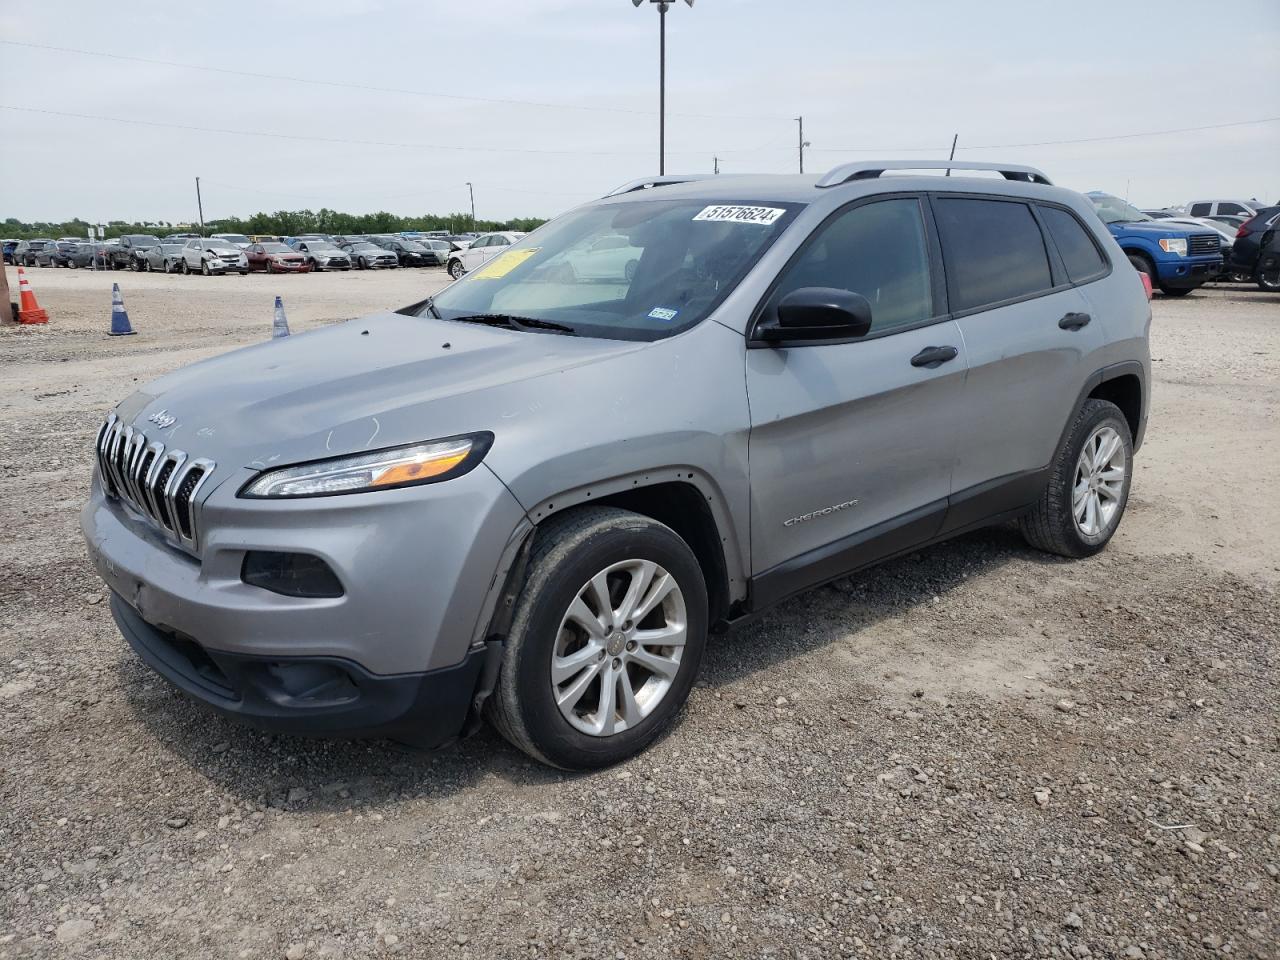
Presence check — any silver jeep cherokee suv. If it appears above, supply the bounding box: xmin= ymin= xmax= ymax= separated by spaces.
xmin=83 ymin=161 xmax=1150 ymax=769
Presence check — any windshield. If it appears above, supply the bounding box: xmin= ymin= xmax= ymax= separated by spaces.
xmin=261 ymin=242 xmax=291 ymax=253
xmin=307 ymin=242 xmax=341 ymax=252
xmin=204 ymin=241 xmax=239 ymax=254
xmin=216 ymin=234 xmax=250 ymax=245
xmin=349 ymin=242 xmax=380 ymax=252
xmin=422 ymin=199 xmax=801 ymax=340
xmin=126 ymin=235 xmax=161 ymax=245
xmin=398 ymin=239 xmax=426 ymax=251
xmin=1088 ymin=195 xmax=1152 ymax=225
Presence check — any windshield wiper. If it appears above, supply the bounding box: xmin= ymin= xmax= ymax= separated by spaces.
xmin=449 ymin=313 xmax=577 ymax=335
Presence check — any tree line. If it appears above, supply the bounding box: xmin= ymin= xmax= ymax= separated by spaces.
xmin=2 ymin=208 xmax=548 ymax=241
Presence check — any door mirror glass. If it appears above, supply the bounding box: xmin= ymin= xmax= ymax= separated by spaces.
xmin=764 ymin=287 xmax=873 ymax=341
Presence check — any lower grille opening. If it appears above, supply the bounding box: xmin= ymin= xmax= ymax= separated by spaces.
xmin=157 ymin=628 xmax=238 ymax=700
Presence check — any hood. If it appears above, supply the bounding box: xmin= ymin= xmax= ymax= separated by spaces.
xmin=1106 ymin=219 xmax=1201 ymax=239
xmin=111 ymin=311 xmax=646 ymax=477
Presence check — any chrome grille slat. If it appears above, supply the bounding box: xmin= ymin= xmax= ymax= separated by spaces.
xmin=92 ymin=415 xmax=215 ymax=553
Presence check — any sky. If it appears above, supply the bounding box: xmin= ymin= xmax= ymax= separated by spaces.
xmin=1 ymin=0 xmax=1277 ymax=226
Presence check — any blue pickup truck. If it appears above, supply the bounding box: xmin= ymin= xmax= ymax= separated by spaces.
xmin=1087 ymin=192 xmax=1223 ymax=297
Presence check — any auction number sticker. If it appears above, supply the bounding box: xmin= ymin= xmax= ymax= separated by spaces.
xmin=692 ymin=205 xmax=786 ymax=226
xmin=472 ymin=247 xmax=540 ymax=279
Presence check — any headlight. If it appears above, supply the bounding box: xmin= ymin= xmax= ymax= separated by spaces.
xmin=1159 ymin=237 xmax=1188 ymax=256
xmin=239 ymin=433 xmax=493 ymax=498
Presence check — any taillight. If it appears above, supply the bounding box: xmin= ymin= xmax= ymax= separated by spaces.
xmin=1138 ymin=271 xmax=1153 ymax=301
xmin=1236 ymin=224 xmax=1251 ymax=238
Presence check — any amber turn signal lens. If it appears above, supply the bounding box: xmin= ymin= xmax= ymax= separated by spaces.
xmin=372 ymin=452 xmax=469 ymax=487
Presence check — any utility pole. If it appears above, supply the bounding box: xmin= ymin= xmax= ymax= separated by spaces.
xmin=195 ymin=176 xmax=205 ymax=235
xmin=946 ymin=133 xmax=958 ymax=175
xmin=797 ymin=116 xmax=810 ymax=174
xmin=713 ymin=156 xmax=719 ymax=174
xmin=466 ymin=182 xmax=475 ymax=232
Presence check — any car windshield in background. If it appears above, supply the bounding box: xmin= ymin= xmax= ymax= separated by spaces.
xmin=398 ymin=240 xmax=427 ymax=251
xmin=349 ymin=242 xmax=382 ymax=252
xmin=218 ymin=235 xmax=251 ymax=245
xmin=260 ymin=243 xmax=291 ymax=253
xmin=127 ymin=235 xmax=161 ymax=245
xmin=206 ymin=243 xmax=239 ymax=255
xmin=422 ymin=199 xmax=802 ymax=341
xmin=308 ymin=242 xmax=341 ymax=252
xmin=1089 ymin=196 xmax=1152 ymax=225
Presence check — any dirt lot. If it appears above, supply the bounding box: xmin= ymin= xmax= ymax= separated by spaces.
xmin=1 ymin=266 xmax=1277 ymax=960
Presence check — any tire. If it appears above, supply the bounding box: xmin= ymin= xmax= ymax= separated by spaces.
xmin=1019 ymin=399 xmax=1133 ymax=559
xmin=1126 ymin=253 xmax=1156 ymax=285
xmin=201 ymin=260 xmax=211 ymax=276
xmin=163 ymin=260 xmax=172 ymax=274
xmin=486 ymin=507 xmax=709 ymax=770
xmin=624 ymin=259 xmax=638 ymax=281
xmin=1159 ymin=286 xmax=1194 ymax=297
xmin=448 ymin=259 xmax=465 ymax=280
xmin=1258 ymin=260 xmax=1280 ymax=293
xmin=357 ymin=257 xmax=367 ymax=270
xmin=180 ymin=260 xmax=190 ymax=275
xmin=134 ymin=258 xmax=145 ymax=272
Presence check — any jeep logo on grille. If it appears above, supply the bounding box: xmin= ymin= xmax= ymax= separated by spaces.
xmin=147 ymin=409 xmax=177 ymax=429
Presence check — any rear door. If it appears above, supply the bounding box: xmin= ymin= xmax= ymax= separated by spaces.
xmin=933 ymin=195 xmax=1109 ymax=528
xmin=461 ymin=236 xmax=489 ymax=271
xmin=745 ymin=195 xmax=968 ymax=602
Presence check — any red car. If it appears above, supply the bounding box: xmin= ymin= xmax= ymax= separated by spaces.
xmin=246 ymin=242 xmax=310 ymax=274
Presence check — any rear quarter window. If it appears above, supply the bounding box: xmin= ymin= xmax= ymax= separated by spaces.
xmin=1039 ymin=206 xmax=1108 ymax=283
xmin=933 ymin=197 xmax=1053 ymax=312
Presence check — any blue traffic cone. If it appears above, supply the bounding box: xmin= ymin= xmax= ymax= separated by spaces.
xmin=108 ymin=283 xmax=136 ymax=336
xmin=272 ymin=296 xmax=290 ymax=339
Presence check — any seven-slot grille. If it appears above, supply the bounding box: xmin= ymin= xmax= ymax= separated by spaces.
xmin=95 ymin=413 xmax=216 ymax=553
xmin=1188 ymin=234 xmax=1220 ymax=256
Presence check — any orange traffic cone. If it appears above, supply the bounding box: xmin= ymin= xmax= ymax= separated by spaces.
xmin=16 ymin=267 xmax=49 ymax=325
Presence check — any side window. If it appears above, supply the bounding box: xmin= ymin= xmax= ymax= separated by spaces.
xmin=1217 ymin=202 xmax=1246 ymax=216
xmin=771 ymin=197 xmax=933 ymax=334
xmin=471 ymin=237 xmax=489 ymax=249
xmin=934 ymin=198 xmax=1053 ymax=311
xmin=1188 ymin=202 xmax=1211 ymax=216
xmin=492 ymin=236 xmax=510 ymax=247
xmin=1040 ymin=206 xmax=1107 ymax=283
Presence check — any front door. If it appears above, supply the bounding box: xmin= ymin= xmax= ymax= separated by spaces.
xmin=745 ymin=196 xmax=969 ymax=605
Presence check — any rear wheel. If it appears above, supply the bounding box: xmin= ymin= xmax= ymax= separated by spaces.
xmin=1019 ymin=399 xmax=1133 ymax=558
xmin=1258 ymin=260 xmax=1280 ymax=292
xmin=1159 ymin=286 xmax=1194 ymax=297
xmin=180 ymin=260 xmax=190 ymax=275
xmin=486 ymin=507 xmax=708 ymax=770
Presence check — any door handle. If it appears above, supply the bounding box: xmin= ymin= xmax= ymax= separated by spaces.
xmin=1059 ymin=312 xmax=1092 ymax=330
xmin=910 ymin=345 xmax=958 ymax=368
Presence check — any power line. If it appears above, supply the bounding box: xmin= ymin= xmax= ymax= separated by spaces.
xmin=807 ymin=116 xmax=1280 ymax=153
xmin=0 ymin=39 xmax=786 ymax=123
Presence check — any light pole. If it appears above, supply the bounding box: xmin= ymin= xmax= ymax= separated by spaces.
xmin=797 ymin=116 xmax=811 ymax=174
xmin=466 ymin=182 xmax=475 ymax=232
xmin=632 ymin=0 xmax=693 ymax=175
xmin=195 ymin=176 xmax=206 ymax=236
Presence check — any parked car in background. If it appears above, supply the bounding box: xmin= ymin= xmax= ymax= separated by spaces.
xmin=560 ymin=233 xmax=643 ymax=282
xmin=106 ymin=234 xmax=163 ymax=271
xmin=1087 ymin=193 xmax=1221 ymax=296
xmin=249 ymin=234 xmax=285 ymax=243
xmin=1228 ymin=206 xmax=1280 ymax=291
xmin=47 ymin=241 xmax=81 ymax=267
xmin=246 ymin=241 xmax=310 ymax=273
xmin=2 ymin=240 xmax=18 ymax=264
xmin=14 ymin=239 xmax=54 ymax=266
xmin=340 ymin=241 xmax=399 ymax=270
xmin=211 ymin=233 xmax=253 ymax=250
xmin=179 ymin=238 xmax=248 ymax=275
xmin=440 ymin=235 xmax=475 ymax=250
xmin=162 ymin=233 xmax=201 ymax=244
xmin=445 ymin=231 xmax=525 ymax=279
xmin=144 ymin=242 xmax=188 ymax=273
xmin=1206 ymin=215 xmax=1248 ymax=232
xmin=378 ymin=237 xmax=437 ymax=267
xmin=419 ymin=238 xmax=454 ymax=264
xmin=1182 ymin=199 xmax=1262 ymax=220
xmin=288 ymin=239 xmax=351 ymax=271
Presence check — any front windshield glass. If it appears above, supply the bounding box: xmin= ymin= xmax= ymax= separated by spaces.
xmin=127 ymin=235 xmax=161 ymax=245
xmin=422 ymin=198 xmax=801 ymax=340
xmin=349 ymin=242 xmax=380 ymax=252
xmin=1089 ymin=195 xmax=1152 ymax=225
xmin=398 ymin=239 xmax=426 ymax=251
xmin=308 ymin=242 xmax=341 ymax=252
xmin=261 ymin=242 xmax=291 ymax=253
xmin=217 ymin=234 xmax=250 ymax=245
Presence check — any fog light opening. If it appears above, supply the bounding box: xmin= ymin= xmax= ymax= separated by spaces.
xmin=241 ymin=551 xmax=344 ymax=599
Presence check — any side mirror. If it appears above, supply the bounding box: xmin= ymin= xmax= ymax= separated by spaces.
xmin=759 ymin=287 xmax=873 ymax=342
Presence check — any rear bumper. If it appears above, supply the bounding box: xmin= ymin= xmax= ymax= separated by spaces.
xmin=1155 ymin=256 xmax=1222 ymax=289
xmin=112 ymin=592 xmax=484 ymax=745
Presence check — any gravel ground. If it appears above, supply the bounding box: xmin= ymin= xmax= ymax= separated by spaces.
xmin=1 ymin=267 xmax=1277 ymax=959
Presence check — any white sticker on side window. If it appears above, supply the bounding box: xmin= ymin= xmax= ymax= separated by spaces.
xmin=692 ymin=205 xmax=786 ymax=226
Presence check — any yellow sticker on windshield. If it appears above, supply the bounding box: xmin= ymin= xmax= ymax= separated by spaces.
xmin=471 ymin=247 xmax=540 ymax=279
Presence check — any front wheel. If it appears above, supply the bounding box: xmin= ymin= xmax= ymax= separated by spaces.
xmin=163 ymin=259 xmax=172 ymax=274
xmin=201 ymin=260 xmax=211 ymax=276
xmin=1019 ymin=399 xmax=1133 ymax=558
xmin=180 ymin=260 xmax=190 ymax=275
xmin=1126 ymin=253 xmax=1155 ymax=286
xmin=1258 ymin=260 xmax=1280 ymax=292
xmin=486 ymin=507 xmax=708 ymax=770
xmin=448 ymin=259 xmax=465 ymax=280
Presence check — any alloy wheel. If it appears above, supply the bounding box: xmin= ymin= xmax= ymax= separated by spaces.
xmin=551 ymin=559 xmax=687 ymax=737
xmin=1072 ymin=425 xmax=1126 ymax=538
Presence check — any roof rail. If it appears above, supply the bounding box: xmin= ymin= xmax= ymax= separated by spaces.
xmin=604 ymin=175 xmax=716 ymax=197
xmin=816 ymin=160 xmax=1053 ymax=188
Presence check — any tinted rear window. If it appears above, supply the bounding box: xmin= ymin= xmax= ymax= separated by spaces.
xmin=1040 ymin=206 xmax=1107 ymax=282
xmin=934 ymin=198 xmax=1053 ymax=311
